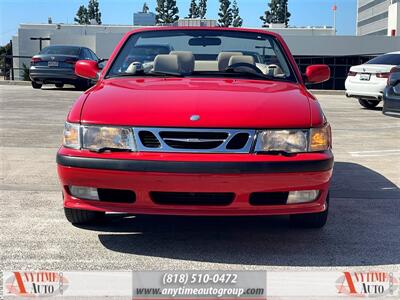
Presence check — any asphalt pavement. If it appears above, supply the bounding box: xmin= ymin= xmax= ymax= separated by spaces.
xmin=0 ymin=85 xmax=399 ymax=271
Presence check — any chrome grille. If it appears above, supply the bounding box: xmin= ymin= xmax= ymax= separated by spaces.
xmin=134 ymin=128 xmax=256 ymax=153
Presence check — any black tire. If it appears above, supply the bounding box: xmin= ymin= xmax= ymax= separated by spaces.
xmin=31 ymin=81 xmax=42 ymax=89
xmin=290 ymin=194 xmax=329 ymax=228
xmin=358 ymin=99 xmax=380 ymax=109
xmin=64 ymin=208 xmax=105 ymax=225
xmin=55 ymin=83 xmax=64 ymax=88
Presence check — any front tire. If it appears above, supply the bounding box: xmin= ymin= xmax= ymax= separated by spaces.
xmin=290 ymin=194 xmax=329 ymax=228
xmin=31 ymin=81 xmax=42 ymax=89
xmin=358 ymin=99 xmax=380 ymax=109
xmin=64 ymin=208 xmax=105 ymax=225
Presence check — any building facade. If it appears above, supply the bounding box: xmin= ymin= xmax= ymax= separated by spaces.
xmin=133 ymin=12 xmax=156 ymax=26
xmin=9 ymin=22 xmax=400 ymax=89
xmin=357 ymin=0 xmax=400 ymax=35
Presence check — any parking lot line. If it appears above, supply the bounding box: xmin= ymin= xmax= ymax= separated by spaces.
xmin=349 ymin=149 xmax=400 ymax=157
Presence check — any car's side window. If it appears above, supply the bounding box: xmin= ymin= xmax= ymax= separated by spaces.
xmin=81 ymin=48 xmax=92 ymax=60
xmin=89 ymin=49 xmax=98 ymax=61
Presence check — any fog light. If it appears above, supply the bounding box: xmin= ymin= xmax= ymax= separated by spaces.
xmin=69 ymin=186 xmax=99 ymax=200
xmin=287 ymin=190 xmax=319 ymax=204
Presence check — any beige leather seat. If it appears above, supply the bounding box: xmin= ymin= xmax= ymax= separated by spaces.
xmin=267 ymin=64 xmax=285 ymax=77
xmin=153 ymin=54 xmax=180 ymax=74
xmin=217 ymin=52 xmax=243 ymax=71
xmin=170 ymin=51 xmax=195 ymax=74
xmin=228 ymin=55 xmax=255 ymax=67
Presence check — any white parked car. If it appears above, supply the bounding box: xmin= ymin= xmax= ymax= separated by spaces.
xmin=345 ymin=51 xmax=400 ymax=109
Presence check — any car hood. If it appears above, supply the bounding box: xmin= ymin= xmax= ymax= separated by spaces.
xmin=81 ymin=78 xmax=313 ymax=128
xmin=350 ymin=64 xmax=395 ymax=74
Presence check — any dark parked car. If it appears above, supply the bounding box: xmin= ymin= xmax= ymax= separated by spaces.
xmin=29 ymin=45 xmax=99 ymax=90
xmin=383 ymin=68 xmax=400 ymax=117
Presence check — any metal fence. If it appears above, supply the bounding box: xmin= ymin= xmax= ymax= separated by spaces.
xmin=294 ymin=55 xmax=376 ymax=90
xmin=2 ymin=54 xmax=376 ymax=90
xmin=1 ymin=55 xmax=32 ymax=80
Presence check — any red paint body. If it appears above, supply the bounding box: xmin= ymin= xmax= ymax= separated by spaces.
xmin=57 ymin=27 xmax=333 ymax=216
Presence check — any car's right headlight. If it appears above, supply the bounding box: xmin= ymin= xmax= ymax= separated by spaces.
xmin=62 ymin=122 xmax=136 ymax=152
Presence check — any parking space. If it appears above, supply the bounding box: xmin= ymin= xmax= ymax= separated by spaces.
xmin=0 ymin=85 xmax=399 ymax=271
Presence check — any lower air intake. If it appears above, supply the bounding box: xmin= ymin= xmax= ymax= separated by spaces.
xmin=150 ymin=192 xmax=235 ymax=206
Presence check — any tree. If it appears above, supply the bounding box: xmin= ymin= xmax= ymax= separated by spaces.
xmin=188 ymin=0 xmax=199 ymax=18
xmin=260 ymin=0 xmax=290 ymax=27
xmin=87 ymin=0 xmax=102 ymax=24
xmin=198 ymin=0 xmax=207 ymax=19
xmin=218 ymin=0 xmax=232 ymax=27
xmin=0 ymin=42 xmax=12 ymax=79
xmin=74 ymin=5 xmax=89 ymax=24
xmin=156 ymin=0 xmax=179 ymax=24
xmin=232 ymin=0 xmax=242 ymax=27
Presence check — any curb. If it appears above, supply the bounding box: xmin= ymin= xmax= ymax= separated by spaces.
xmin=309 ymin=89 xmax=345 ymax=95
xmin=0 ymin=80 xmax=31 ymax=86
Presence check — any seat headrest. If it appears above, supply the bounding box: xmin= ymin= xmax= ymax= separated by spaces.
xmin=268 ymin=64 xmax=284 ymax=77
xmin=228 ymin=55 xmax=255 ymax=67
xmin=217 ymin=52 xmax=243 ymax=71
xmin=153 ymin=54 xmax=179 ymax=74
xmin=170 ymin=51 xmax=195 ymax=74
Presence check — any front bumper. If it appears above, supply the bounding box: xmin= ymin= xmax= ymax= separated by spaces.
xmin=57 ymin=148 xmax=333 ymax=216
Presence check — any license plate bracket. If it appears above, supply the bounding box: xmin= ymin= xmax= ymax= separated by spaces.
xmin=360 ymin=73 xmax=371 ymax=81
xmin=48 ymin=61 xmax=59 ymax=67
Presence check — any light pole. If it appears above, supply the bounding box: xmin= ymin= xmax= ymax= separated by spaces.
xmin=332 ymin=3 xmax=337 ymax=35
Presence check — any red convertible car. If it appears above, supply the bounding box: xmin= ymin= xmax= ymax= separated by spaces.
xmin=57 ymin=27 xmax=333 ymax=228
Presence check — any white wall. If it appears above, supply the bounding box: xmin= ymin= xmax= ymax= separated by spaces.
xmin=388 ymin=3 xmax=400 ymax=36
xmin=50 ymin=33 xmax=96 ymax=49
xmin=284 ymin=35 xmax=400 ymax=56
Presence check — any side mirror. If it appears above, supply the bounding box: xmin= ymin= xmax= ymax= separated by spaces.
xmin=75 ymin=60 xmax=100 ymax=80
xmin=305 ymin=64 xmax=330 ymax=84
xmin=388 ymin=70 xmax=400 ymax=87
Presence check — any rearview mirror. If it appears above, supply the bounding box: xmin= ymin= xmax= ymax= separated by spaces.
xmin=305 ymin=64 xmax=330 ymax=84
xmin=189 ymin=37 xmax=222 ymax=47
xmin=388 ymin=70 xmax=400 ymax=87
xmin=75 ymin=60 xmax=100 ymax=80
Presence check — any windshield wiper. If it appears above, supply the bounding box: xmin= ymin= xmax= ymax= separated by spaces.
xmin=150 ymin=70 xmax=184 ymax=77
xmin=109 ymin=70 xmax=184 ymax=78
xmin=224 ymin=67 xmax=277 ymax=81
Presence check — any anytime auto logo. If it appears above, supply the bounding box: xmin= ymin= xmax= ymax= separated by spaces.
xmin=336 ymin=271 xmax=399 ymax=297
xmin=5 ymin=271 xmax=69 ymax=297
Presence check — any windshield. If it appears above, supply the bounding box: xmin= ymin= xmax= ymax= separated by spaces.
xmin=39 ymin=46 xmax=81 ymax=56
xmin=107 ymin=30 xmax=296 ymax=82
xmin=366 ymin=54 xmax=400 ymax=65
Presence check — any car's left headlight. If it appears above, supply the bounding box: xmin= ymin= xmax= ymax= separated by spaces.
xmin=255 ymin=124 xmax=331 ymax=154
xmin=62 ymin=122 xmax=136 ymax=152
